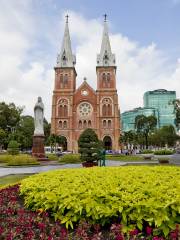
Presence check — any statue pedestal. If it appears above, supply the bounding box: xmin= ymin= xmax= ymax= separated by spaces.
xmin=32 ymin=135 xmax=47 ymax=161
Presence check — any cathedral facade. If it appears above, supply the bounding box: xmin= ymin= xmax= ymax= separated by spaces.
xmin=51 ymin=17 xmax=121 ymax=152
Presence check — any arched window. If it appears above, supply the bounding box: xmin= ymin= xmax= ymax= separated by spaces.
xmin=107 ymin=73 xmax=110 ymax=87
xmin=79 ymin=120 xmax=82 ymax=129
xmin=84 ymin=120 xmax=87 ymax=128
xmin=63 ymin=121 xmax=67 ymax=129
xmin=102 ymin=104 xmax=107 ymax=116
xmin=64 ymin=105 xmax=68 ymax=117
xmin=102 ymin=73 xmax=106 ymax=88
xmin=103 ymin=120 xmax=106 ymax=128
xmin=88 ymin=120 xmax=91 ymax=127
xmin=60 ymin=74 xmax=63 ymax=88
xmin=59 ymin=121 xmax=62 ymax=128
xmin=64 ymin=74 xmax=68 ymax=87
xmin=59 ymin=105 xmax=63 ymax=117
xmin=108 ymin=120 xmax=111 ymax=128
xmin=107 ymin=104 xmax=112 ymax=116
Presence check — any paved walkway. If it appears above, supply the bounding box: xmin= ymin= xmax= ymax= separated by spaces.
xmin=0 ymin=160 xmax=158 ymax=177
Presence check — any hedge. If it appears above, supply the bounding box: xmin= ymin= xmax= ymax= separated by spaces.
xmin=20 ymin=166 xmax=180 ymax=237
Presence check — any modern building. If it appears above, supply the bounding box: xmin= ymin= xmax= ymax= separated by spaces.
xmin=121 ymin=107 xmax=158 ymax=132
xmin=144 ymin=89 xmax=176 ymax=128
xmin=121 ymin=89 xmax=176 ymax=132
xmin=51 ymin=17 xmax=121 ymax=152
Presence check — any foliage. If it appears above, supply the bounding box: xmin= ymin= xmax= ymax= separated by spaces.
xmin=1 ymin=154 xmax=40 ymax=166
xmin=59 ymin=154 xmax=81 ymax=164
xmin=46 ymin=153 xmax=59 ymax=161
xmin=0 ymin=102 xmax=23 ymax=131
xmin=119 ymin=131 xmax=137 ymax=149
xmin=106 ymin=154 xmax=143 ymax=161
xmin=154 ymin=149 xmax=175 ymax=155
xmin=0 ymin=128 xmax=7 ymax=148
xmin=141 ymin=149 xmax=154 ymax=154
xmin=0 ymin=101 xmax=51 ymax=150
xmin=0 ymin=154 xmax=12 ymax=163
xmin=7 ymin=140 xmax=20 ymax=155
xmin=2 ymin=185 xmax=179 ymax=239
xmin=78 ymin=128 xmax=102 ymax=162
xmin=135 ymin=115 xmax=157 ymax=149
xmin=20 ymin=166 xmax=180 ymax=237
xmin=47 ymin=134 xmax=67 ymax=151
xmin=172 ymin=99 xmax=180 ymax=130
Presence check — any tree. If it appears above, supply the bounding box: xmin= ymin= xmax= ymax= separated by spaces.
xmin=0 ymin=128 xmax=7 ymax=150
xmin=119 ymin=131 xmax=137 ymax=150
xmin=0 ymin=102 xmax=23 ymax=131
xmin=173 ymin=99 xmax=180 ymax=132
xmin=135 ymin=115 xmax=157 ymax=149
xmin=44 ymin=118 xmax=51 ymax=144
xmin=78 ymin=128 xmax=101 ymax=162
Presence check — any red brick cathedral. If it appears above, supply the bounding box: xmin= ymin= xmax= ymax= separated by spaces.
xmin=51 ymin=17 xmax=121 ymax=153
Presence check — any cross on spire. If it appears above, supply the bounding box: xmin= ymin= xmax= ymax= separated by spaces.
xmin=103 ymin=14 xmax=107 ymax=22
xmin=65 ymin=14 xmax=69 ymax=23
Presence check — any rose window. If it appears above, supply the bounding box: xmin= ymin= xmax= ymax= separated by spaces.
xmin=78 ymin=102 xmax=92 ymax=117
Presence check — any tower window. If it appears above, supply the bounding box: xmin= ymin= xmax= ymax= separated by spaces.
xmin=102 ymin=72 xmax=111 ymax=88
xmin=103 ymin=120 xmax=106 ymax=128
xmin=108 ymin=120 xmax=111 ymax=128
xmin=88 ymin=120 xmax=91 ymax=127
xmin=63 ymin=121 xmax=67 ymax=129
xmin=79 ymin=120 xmax=82 ymax=129
xmin=59 ymin=121 xmax=62 ymax=128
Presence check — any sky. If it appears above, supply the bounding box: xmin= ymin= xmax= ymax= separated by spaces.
xmin=0 ymin=0 xmax=180 ymax=121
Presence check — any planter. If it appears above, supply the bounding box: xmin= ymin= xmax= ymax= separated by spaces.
xmin=82 ymin=161 xmax=98 ymax=167
xmin=158 ymin=158 xmax=169 ymax=164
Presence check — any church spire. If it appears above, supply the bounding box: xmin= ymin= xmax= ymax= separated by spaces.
xmin=56 ymin=15 xmax=76 ymax=67
xmin=97 ymin=15 xmax=116 ymax=67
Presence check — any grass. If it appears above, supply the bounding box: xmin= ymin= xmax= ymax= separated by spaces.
xmin=0 ymin=174 xmax=32 ymax=187
xmin=106 ymin=154 xmax=145 ymax=161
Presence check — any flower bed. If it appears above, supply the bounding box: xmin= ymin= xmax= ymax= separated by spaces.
xmin=20 ymin=166 xmax=180 ymax=238
xmin=0 ymin=184 xmax=179 ymax=239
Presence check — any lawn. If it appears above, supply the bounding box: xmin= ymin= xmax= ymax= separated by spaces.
xmin=106 ymin=154 xmax=144 ymax=161
xmin=0 ymin=174 xmax=31 ymax=188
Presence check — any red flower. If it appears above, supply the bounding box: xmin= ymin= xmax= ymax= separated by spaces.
xmin=146 ymin=226 xmax=153 ymax=235
xmin=129 ymin=229 xmax=138 ymax=236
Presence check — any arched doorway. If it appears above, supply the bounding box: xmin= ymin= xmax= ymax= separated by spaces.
xmin=103 ymin=136 xmax=112 ymax=150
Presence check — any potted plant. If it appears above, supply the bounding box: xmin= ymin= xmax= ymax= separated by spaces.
xmin=78 ymin=128 xmax=102 ymax=167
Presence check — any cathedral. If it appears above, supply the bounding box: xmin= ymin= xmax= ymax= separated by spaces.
xmin=51 ymin=16 xmax=121 ymax=153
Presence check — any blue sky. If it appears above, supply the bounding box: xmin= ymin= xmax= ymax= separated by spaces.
xmin=0 ymin=0 xmax=179 ymax=120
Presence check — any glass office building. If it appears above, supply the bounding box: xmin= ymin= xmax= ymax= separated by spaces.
xmin=121 ymin=107 xmax=158 ymax=132
xmin=143 ymin=89 xmax=176 ymax=128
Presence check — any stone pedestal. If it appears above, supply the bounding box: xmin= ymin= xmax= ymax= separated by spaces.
xmin=32 ymin=135 xmax=47 ymax=161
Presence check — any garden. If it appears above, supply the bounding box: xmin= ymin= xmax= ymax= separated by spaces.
xmin=0 ymin=166 xmax=180 ymax=239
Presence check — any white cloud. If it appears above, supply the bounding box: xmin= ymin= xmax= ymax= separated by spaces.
xmin=0 ymin=5 xmax=179 ymax=122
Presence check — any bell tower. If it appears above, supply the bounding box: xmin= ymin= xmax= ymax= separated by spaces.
xmin=51 ymin=15 xmax=77 ymax=151
xmin=96 ymin=15 xmax=120 ymax=151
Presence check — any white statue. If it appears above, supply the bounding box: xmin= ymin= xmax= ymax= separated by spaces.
xmin=34 ymin=96 xmax=44 ymax=135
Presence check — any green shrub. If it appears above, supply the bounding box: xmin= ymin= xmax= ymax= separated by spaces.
xmin=141 ymin=149 xmax=154 ymax=154
xmin=78 ymin=128 xmax=101 ymax=162
xmin=7 ymin=140 xmax=20 ymax=155
xmin=6 ymin=154 xmax=39 ymax=166
xmin=20 ymin=166 xmax=180 ymax=236
xmin=154 ymin=149 xmax=174 ymax=155
xmin=59 ymin=154 xmax=81 ymax=164
xmin=0 ymin=154 xmax=12 ymax=163
xmin=46 ymin=154 xmax=59 ymax=161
